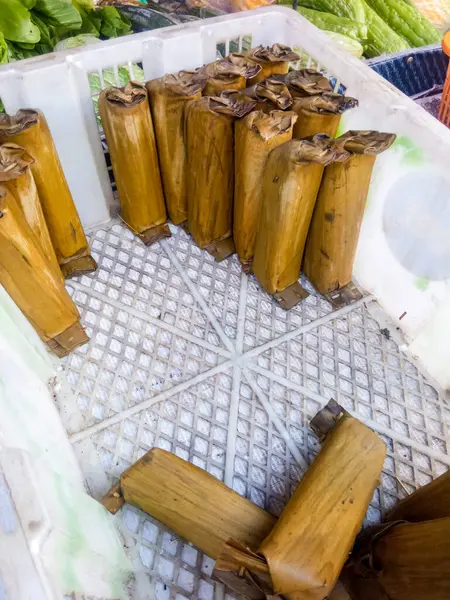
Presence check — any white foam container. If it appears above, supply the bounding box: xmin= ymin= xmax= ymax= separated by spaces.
xmin=1 ymin=7 xmax=450 ymax=598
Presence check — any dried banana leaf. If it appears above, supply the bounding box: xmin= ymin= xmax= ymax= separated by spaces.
xmin=234 ymin=110 xmax=297 ymax=271
xmin=282 ymin=69 xmax=333 ymax=97
xmin=0 ymin=109 xmax=96 ymax=279
xmin=0 ymin=143 xmax=61 ymax=278
xmin=387 ymin=469 xmax=450 ymax=522
xmin=99 ymin=81 xmax=170 ymax=244
xmin=292 ymin=93 xmax=358 ymax=139
xmin=303 ymin=131 xmax=396 ymax=296
xmin=344 ymin=519 xmax=450 ymax=600
xmin=101 ymin=447 xmax=276 ymax=560
xmin=247 ymin=44 xmax=300 ymax=85
xmin=214 ymin=400 xmax=386 ymax=599
xmin=252 ymin=135 xmax=348 ymax=308
xmin=202 ymin=54 xmax=261 ymax=96
xmin=186 ymin=91 xmax=255 ymax=260
xmin=147 ymin=70 xmax=205 ymax=225
xmin=241 ymin=78 xmax=293 ymax=112
xmin=0 ymin=185 xmax=88 ymax=357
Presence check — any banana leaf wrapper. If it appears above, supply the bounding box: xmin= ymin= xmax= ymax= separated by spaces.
xmin=202 ymin=54 xmax=262 ymax=96
xmin=281 ymin=68 xmax=333 ymax=97
xmin=99 ymin=81 xmax=170 ymax=244
xmin=0 ymin=143 xmax=61 ymax=279
xmin=101 ymin=447 xmax=276 ymax=560
xmin=292 ymin=93 xmax=359 ymax=139
xmin=215 ymin=400 xmax=386 ymax=599
xmin=0 ymin=109 xmax=96 ymax=279
xmin=303 ymin=131 xmax=396 ymax=296
xmin=234 ymin=110 xmax=297 ymax=272
xmin=343 ymin=518 xmax=450 ymax=600
xmin=0 ymin=185 xmax=88 ymax=357
xmin=241 ymin=78 xmax=293 ymax=112
xmin=252 ymin=135 xmax=348 ymax=305
xmin=147 ymin=70 xmax=205 ymax=225
xmin=247 ymin=44 xmax=300 ymax=85
xmin=186 ymin=91 xmax=256 ymax=259
xmin=387 ymin=469 xmax=450 ymax=522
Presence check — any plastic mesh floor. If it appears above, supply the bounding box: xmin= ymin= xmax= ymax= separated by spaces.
xmin=62 ymin=219 xmax=450 ymax=600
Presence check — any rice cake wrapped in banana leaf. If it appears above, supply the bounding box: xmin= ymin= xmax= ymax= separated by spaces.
xmin=147 ymin=70 xmax=206 ymax=226
xmin=0 ymin=143 xmax=61 ymax=279
xmin=292 ymin=92 xmax=358 ymax=139
xmin=186 ymin=91 xmax=255 ymax=260
xmin=252 ymin=135 xmax=348 ymax=308
xmin=241 ymin=78 xmax=293 ymax=113
xmin=99 ymin=82 xmax=170 ymax=245
xmin=246 ymin=44 xmax=300 ymax=84
xmin=281 ymin=68 xmax=333 ymax=97
xmin=0 ymin=109 xmax=96 ymax=279
xmin=202 ymin=54 xmax=261 ymax=96
xmin=0 ymin=185 xmax=88 ymax=357
xmin=303 ymin=131 xmax=396 ymax=301
xmin=234 ymin=110 xmax=297 ymax=272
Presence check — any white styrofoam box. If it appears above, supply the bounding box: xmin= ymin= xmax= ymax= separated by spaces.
xmin=0 ymin=7 xmax=449 ymax=389
xmin=0 ymin=286 xmax=132 ymax=600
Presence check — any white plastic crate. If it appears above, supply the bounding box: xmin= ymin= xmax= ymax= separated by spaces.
xmin=1 ymin=8 xmax=450 ymax=600
xmin=0 ymin=7 xmax=449 ymax=387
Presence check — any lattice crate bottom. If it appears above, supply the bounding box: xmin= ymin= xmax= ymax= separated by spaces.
xmin=63 ymin=219 xmax=450 ymax=600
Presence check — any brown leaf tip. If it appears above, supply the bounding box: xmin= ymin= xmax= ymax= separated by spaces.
xmin=104 ymin=81 xmax=147 ymax=107
xmin=164 ymin=69 xmax=207 ymax=96
xmin=210 ymin=91 xmax=257 ymax=118
xmin=202 ymin=54 xmax=262 ymax=81
xmin=249 ymin=44 xmax=300 ymax=63
xmin=337 ymin=130 xmax=397 ymax=155
xmin=285 ymin=68 xmax=333 ymax=96
xmin=0 ymin=143 xmax=34 ymax=181
xmin=255 ymin=78 xmax=293 ymax=110
xmin=248 ymin=110 xmax=298 ymax=140
xmin=0 ymin=109 xmax=39 ymax=136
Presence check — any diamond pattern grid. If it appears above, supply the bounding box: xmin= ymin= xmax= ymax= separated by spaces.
xmin=80 ymin=222 xmax=228 ymax=350
xmin=165 ymin=226 xmax=243 ymax=341
xmin=89 ymin=371 xmax=234 ymax=483
xmin=117 ymin=504 xmax=237 ymax=600
xmin=60 ymin=219 xmax=450 ymax=599
xmin=64 ymin=285 xmax=226 ymax=428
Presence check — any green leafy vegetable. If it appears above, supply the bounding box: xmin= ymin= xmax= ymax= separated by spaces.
xmin=97 ymin=7 xmax=132 ymax=38
xmin=0 ymin=33 xmax=8 ymax=64
xmin=0 ymin=0 xmax=40 ymax=43
xmin=33 ymin=0 xmax=82 ymax=30
xmin=19 ymin=0 xmax=37 ymax=8
xmin=364 ymin=0 xmax=441 ymax=46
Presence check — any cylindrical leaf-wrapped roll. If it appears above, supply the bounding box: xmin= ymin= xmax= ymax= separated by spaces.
xmin=0 ymin=186 xmax=88 ymax=357
xmin=252 ymin=136 xmax=347 ymax=307
xmin=293 ymin=93 xmax=358 ymax=139
xmin=202 ymin=54 xmax=261 ymax=96
xmin=0 ymin=143 xmax=61 ymax=279
xmin=99 ymin=81 xmax=170 ymax=245
xmin=247 ymin=44 xmax=300 ymax=85
xmin=344 ymin=518 xmax=450 ymax=600
xmin=147 ymin=70 xmax=206 ymax=226
xmin=241 ymin=78 xmax=293 ymax=112
xmin=0 ymin=109 xmax=96 ymax=279
xmin=303 ymin=131 xmax=396 ymax=296
xmin=259 ymin=405 xmax=386 ymax=600
xmin=186 ymin=91 xmax=256 ymax=260
xmin=234 ymin=110 xmax=297 ymax=272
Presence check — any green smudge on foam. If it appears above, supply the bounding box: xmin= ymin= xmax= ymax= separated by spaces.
xmin=415 ymin=277 xmax=429 ymax=291
xmin=393 ymin=136 xmax=424 ymax=166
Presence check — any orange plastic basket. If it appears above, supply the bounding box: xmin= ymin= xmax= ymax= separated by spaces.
xmin=438 ymin=31 xmax=450 ymax=126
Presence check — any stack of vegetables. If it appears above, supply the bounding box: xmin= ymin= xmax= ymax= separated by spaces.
xmin=277 ymin=0 xmax=442 ymax=58
xmin=0 ymin=0 xmax=132 ymax=64
xmin=97 ymin=44 xmax=396 ymax=311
